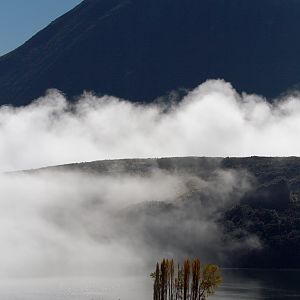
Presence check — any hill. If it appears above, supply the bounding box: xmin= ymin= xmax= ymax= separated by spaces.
xmin=1 ymin=0 xmax=300 ymax=105
xmin=34 ymin=156 xmax=300 ymax=268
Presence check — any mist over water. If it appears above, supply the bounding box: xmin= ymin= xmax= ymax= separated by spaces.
xmin=0 ymin=167 xmax=257 ymax=278
xmin=0 ymin=270 xmax=299 ymax=300
xmin=1 ymin=80 xmax=300 ymax=172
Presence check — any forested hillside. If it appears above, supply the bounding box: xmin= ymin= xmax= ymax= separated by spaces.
xmin=34 ymin=156 xmax=300 ymax=268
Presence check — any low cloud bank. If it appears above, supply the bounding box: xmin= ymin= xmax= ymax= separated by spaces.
xmin=0 ymin=167 xmax=257 ymax=278
xmin=1 ymin=79 xmax=300 ymax=172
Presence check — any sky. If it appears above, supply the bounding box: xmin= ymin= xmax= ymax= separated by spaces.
xmin=0 ymin=0 xmax=82 ymax=56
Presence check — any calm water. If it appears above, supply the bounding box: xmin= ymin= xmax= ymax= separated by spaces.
xmin=0 ymin=269 xmax=299 ymax=300
xmin=212 ymin=269 xmax=300 ymax=299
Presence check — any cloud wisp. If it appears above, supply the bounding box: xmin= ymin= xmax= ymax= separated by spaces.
xmin=1 ymin=79 xmax=300 ymax=172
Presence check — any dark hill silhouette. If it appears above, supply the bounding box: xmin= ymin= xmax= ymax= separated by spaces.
xmin=1 ymin=0 xmax=300 ymax=105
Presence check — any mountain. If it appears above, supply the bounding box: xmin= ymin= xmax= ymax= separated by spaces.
xmin=35 ymin=156 xmax=300 ymax=268
xmin=1 ymin=0 xmax=300 ymax=105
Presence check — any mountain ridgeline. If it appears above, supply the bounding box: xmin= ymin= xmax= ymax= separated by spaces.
xmin=36 ymin=156 xmax=300 ymax=268
xmin=1 ymin=0 xmax=300 ymax=105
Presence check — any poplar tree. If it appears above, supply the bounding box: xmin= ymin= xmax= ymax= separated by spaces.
xmin=191 ymin=259 xmax=201 ymax=300
xmin=152 ymin=262 xmax=160 ymax=300
xmin=183 ymin=259 xmax=191 ymax=300
xmin=170 ymin=259 xmax=174 ymax=300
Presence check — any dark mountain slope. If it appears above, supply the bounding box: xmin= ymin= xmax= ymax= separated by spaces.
xmin=1 ymin=0 xmax=300 ymax=105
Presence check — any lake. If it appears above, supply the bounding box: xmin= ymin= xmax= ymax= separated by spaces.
xmin=0 ymin=269 xmax=299 ymax=300
xmin=212 ymin=269 xmax=300 ymax=299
